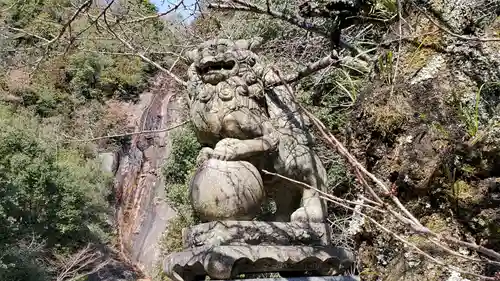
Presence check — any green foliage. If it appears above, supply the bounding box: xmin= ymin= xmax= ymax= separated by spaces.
xmin=159 ymin=125 xmax=201 ymax=267
xmin=0 ymin=0 xmax=185 ymax=279
xmin=298 ymin=68 xmax=364 ymax=131
xmin=457 ymin=82 xmax=500 ymax=139
xmin=325 ymin=154 xmax=353 ymax=194
xmin=0 ymin=104 xmax=111 ymax=279
xmin=3 ymin=0 xmax=70 ymax=41
xmin=0 ymin=239 xmax=51 ymax=281
xmin=67 ymin=52 xmax=106 ymax=100
xmin=4 ymin=0 xmax=46 ymax=28
xmin=378 ymin=50 xmax=394 ymax=84
xmin=66 ymin=52 xmax=148 ymax=101
xmin=163 ymin=125 xmax=201 ymax=185
xmin=370 ymin=0 xmax=398 ymax=20
xmin=99 ymin=56 xmax=147 ymax=101
xmin=16 ymin=85 xmax=70 ymax=118
xmin=140 ymin=0 xmax=159 ymax=13
xmin=166 ymin=183 xmax=192 ymax=212
xmin=159 ymin=213 xmax=194 ymax=254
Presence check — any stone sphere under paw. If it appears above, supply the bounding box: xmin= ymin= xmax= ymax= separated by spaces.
xmin=189 ymin=158 xmax=264 ymax=221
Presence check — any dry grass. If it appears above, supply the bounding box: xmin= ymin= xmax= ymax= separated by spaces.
xmin=365 ymin=92 xmax=411 ymax=133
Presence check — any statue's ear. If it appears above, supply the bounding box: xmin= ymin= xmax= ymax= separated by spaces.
xmin=248 ymin=37 xmax=263 ymax=50
xmin=234 ymin=39 xmax=250 ymax=50
xmin=185 ymin=49 xmax=199 ymax=64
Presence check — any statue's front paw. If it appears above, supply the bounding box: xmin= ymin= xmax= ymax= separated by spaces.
xmin=196 ymin=147 xmax=214 ymax=166
xmin=211 ymin=139 xmax=241 ymax=161
xmin=290 ymin=206 xmax=324 ymax=223
xmin=211 ymin=148 xmax=237 ymax=161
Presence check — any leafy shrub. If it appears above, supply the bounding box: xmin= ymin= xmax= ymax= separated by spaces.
xmin=160 ymin=125 xmax=201 ymax=264
xmin=163 ymin=125 xmax=201 ymax=185
xmin=67 ymin=52 xmax=106 ymax=100
xmin=99 ymin=56 xmax=147 ymax=101
xmin=66 ymin=52 xmax=148 ymax=102
xmin=0 ymin=104 xmax=112 ymax=279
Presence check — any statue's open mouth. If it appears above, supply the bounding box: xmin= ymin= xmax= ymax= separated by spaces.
xmin=197 ymin=60 xmax=236 ymax=75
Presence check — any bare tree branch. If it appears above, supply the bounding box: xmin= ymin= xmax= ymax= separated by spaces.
xmin=101 ymin=14 xmax=187 ymax=87
xmin=208 ymin=0 xmax=326 ymax=35
xmin=122 ymin=0 xmax=185 ymax=24
xmin=265 ymin=52 xmax=340 ymax=86
xmin=262 ymin=169 xmax=386 ymax=213
xmin=49 ymin=0 xmax=93 ymax=45
xmin=269 ymin=67 xmax=500 ymax=277
xmin=54 ymin=244 xmax=112 ymax=281
xmin=208 ymin=0 xmax=371 ymax=61
xmin=265 ymin=47 xmax=372 ymax=87
xmin=65 ymin=0 xmax=116 ymax=54
xmin=64 ymin=121 xmax=189 ymax=143
xmin=7 ymin=26 xmax=51 ymax=43
xmin=262 ymin=168 xmax=496 ymax=280
xmin=30 ymin=0 xmax=93 ymax=75
xmin=415 ymin=5 xmax=500 ymax=42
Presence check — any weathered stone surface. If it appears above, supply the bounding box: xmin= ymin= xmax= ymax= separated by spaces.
xmin=99 ymin=152 xmax=118 ymax=174
xmin=111 ymin=75 xmax=182 ymax=275
xmin=223 ymin=277 xmax=360 ymax=281
xmin=182 ymin=221 xmax=333 ymax=248
xmin=186 ymin=38 xmax=329 ymax=223
xmin=427 ymin=0 xmax=499 ymax=33
xmin=190 ymin=159 xmax=265 ymax=221
xmin=164 ymin=245 xmax=355 ymax=281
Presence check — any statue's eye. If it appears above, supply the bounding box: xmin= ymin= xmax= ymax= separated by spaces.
xmin=199 ymin=91 xmax=213 ymax=102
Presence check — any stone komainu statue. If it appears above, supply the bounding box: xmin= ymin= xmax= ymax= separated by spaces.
xmin=162 ymin=39 xmax=354 ymax=281
xmin=185 ymin=38 xmax=328 ymax=223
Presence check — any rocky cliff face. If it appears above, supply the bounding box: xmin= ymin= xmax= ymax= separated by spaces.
xmin=110 ymin=73 xmax=188 ymax=276
xmin=346 ymin=1 xmax=500 ymax=279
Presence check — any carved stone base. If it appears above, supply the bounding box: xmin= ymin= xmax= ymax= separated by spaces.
xmin=222 ymin=277 xmax=360 ymax=281
xmin=183 ymin=221 xmax=333 ymax=247
xmin=226 ymin=275 xmax=361 ymax=281
xmin=164 ymin=245 xmax=354 ymax=281
xmin=163 ymin=221 xmax=355 ymax=281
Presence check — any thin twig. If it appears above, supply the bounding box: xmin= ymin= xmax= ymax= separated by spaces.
xmin=208 ymin=0 xmax=370 ymax=61
xmin=270 ymin=65 xmax=500 ymax=271
xmin=265 ymin=51 xmax=340 ymax=86
xmin=122 ymin=0 xmax=185 ymax=24
xmin=262 ymin=169 xmax=386 ymax=213
xmin=7 ymin=27 xmax=51 ymax=43
xmin=264 ymin=47 xmax=373 ymax=88
xmin=80 ymin=49 xmax=186 ymax=59
xmin=30 ymin=0 xmax=92 ymax=75
xmin=415 ymin=5 xmax=500 ymax=42
xmin=48 ymin=0 xmax=93 ymax=45
xmin=65 ymin=0 xmax=116 ymax=55
xmin=209 ymin=1 xmax=325 ymax=34
xmin=101 ymin=14 xmax=187 ymax=87
xmin=262 ymin=170 xmax=495 ymax=280
xmin=64 ymin=121 xmax=189 ymax=143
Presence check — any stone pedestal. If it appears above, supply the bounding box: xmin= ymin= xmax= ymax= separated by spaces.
xmin=163 ymin=221 xmax=355 ymax=281
xmin=223 ymin=277 xmax=360 ymax=281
